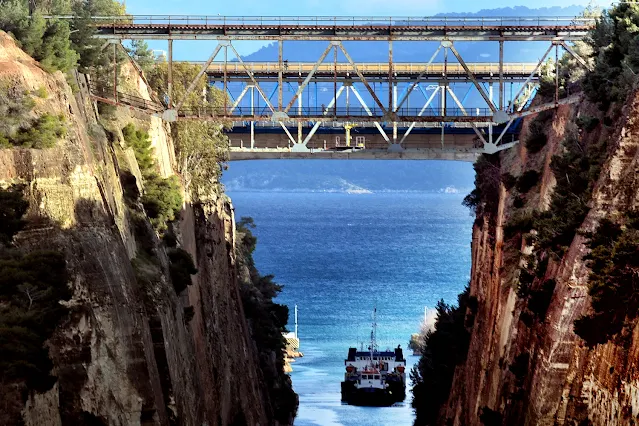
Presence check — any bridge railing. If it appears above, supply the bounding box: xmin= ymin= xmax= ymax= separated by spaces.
xmin=199 ymin=61 xmax=540 ymax=75
xmin=179 ymin=106 xmax=494 ymax=117
xmin=63 ymin=15 xmax=596 ymax=28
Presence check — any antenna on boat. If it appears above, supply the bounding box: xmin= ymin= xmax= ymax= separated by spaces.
xmin=294 ymin=304 xmax=298 ymax=339
xmin=369 ymin=306 xmax=378 ymax=364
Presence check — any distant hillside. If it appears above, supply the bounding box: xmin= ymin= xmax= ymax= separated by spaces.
xmin=241 ymin=6 xmax=586 ymax=63
xmin=222 ymin=160 xmax=475 ymax=194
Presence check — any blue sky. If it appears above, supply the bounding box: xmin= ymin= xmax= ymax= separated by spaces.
xmin=123 ymin=0 xmax=599 ymax=59
xmin=124 ymin=0 xmax=595 ymax=17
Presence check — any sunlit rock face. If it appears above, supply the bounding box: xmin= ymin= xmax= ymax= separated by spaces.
xmin=442 ymin=91 xmax=639 ymax=426
xmin=1 ymin=30 xmax=274 ymax=426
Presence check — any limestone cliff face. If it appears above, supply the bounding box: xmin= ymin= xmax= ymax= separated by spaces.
xmin=0 ymin=31 xmax=273 ymax=425
xmin=443 ymin=91 xmax=639 ymax=426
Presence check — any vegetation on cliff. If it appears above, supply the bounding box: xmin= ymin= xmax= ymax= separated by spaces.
xmin=0 ymin=0 xmax=124 ymax=75
xmin=236 ymin=217 xmax=298 ymax=424
xmin=574 ymin=213 xmax=639 ymax=346
xmin=122 ymin=123 xmax=183 ymax=231
xmin=0 ymin=186 xmax=70 ymax=425
xmin=0 ymin=84 xmax=67 ymax=148
xmin=462 ymin=154 xmax=501 ymax=225
xmin=147 ymin=63 xmax=230 ymax=199
xmin=411 ymin=287 xmax=477 ymax=425
xmin=442 ymin=3 xmax=639 ymax=423
xmin=582 ymin=2 xmax=639 ymax=109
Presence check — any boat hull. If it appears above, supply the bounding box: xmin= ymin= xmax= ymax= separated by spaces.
xmin=341 ymin=381 xmax=405 ymax=407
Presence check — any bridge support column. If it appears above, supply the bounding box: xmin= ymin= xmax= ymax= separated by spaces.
xmin=168 ymin=39 xmax=173 ymax=108
xmin=250 ymin=86 xmax=255 ymax=150
xmin=499 ymin=40 xmax=504 ymax=111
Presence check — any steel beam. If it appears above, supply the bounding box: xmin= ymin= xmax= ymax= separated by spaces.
xmin=510 ymin=43 xmax=554 ymax=112
xmin=400 ymin=87 xmax=439 ymax=144
xmin=395 ymin=45 xmax=442 ymax=111
xmin=302 ymin=85 xmax=346 ymax=145
xmin=446 ymin=86 xmax=487 ymax=145
xmin=176 ymin=43 xmax=223 ymax=111
xmin=509 ymin=94 xmax=581 ymax=120
xmin=448 ymin=43 xmax=497 ymax=112
xmin=278 ymin=39 xmax=283 ymax=111
xmin=284 ymin=44 xmax=334 ymax=113
xmin=338 ymin=43 xmax=387 ymax=114
xmin=168 ymin=39 xmax=173 ymax=108
xmin=227 ymin=43 xmax=276 ymax=113
xmin=350 ymin=85 xmax=390 ymax=143
xmin=559 ymin=41 xmax=592 ymax=71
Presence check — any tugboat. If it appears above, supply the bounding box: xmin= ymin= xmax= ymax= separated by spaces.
xmin=340 ymin=308 xmax=406 ymax=406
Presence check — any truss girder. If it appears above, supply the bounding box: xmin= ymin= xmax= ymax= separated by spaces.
xmin=88 ymin=15 xmax=594 ymax=42
xmin=89 ymin=17 xmax=595 ymax=157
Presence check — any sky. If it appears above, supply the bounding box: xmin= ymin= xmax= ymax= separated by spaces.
xmin=122 ymin=0 xmax=600 ymax=59
xmin=124 ymin=0 xmax=596 ymax=17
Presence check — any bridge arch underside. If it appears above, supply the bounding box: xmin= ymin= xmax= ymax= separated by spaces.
xmin=226 ymin=122 xmax=518 ymax=161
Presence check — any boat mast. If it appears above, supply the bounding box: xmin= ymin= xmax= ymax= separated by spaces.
xmin=370 ymin=307 xmax=378 ymax=365
xmin=294 ymin=304 xmax=298 ymax=339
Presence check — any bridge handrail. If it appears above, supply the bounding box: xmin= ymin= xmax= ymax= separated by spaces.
xmin=44 ymin=14 xmax=596 ymax=28
xmin=193 ymin=61 xmax=541 ymax=74
xmin=177 ymin=106 xmax=494 ymax=117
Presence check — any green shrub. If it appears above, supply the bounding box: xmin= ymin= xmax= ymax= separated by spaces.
xmin=0 ymin=185 xmax=29 ymax=246
xmin=501 ymin=173 xmax=517 ymax=191
xmin=516 ymin=170 xmax=540 ymax=194
xmin=505 ymin=211 xmax=534 ymax=240
xmin=122 ymin=124 xmax=183 ymax=231
xmin=533 ymin=134 xmax=607 ymax=258
xmin=583 ymin=4 xmax=639 ymax=108
xmin=33 ymin=86 xmax=48 ymax=99
xmin=525 ymin=121 xmax=548 ymax=154
xmin=574 ymin=214 xmax=639 ymax=346
xmin=142 ymin=176 xmax=182 ymax=230
xmin=0 ymin=83 xmax=66 ymax=148
xmin=12 ymin=113 xmax=66 ymax=148
xmin=0 ymin=84 xmax=35 ymax=138
xmin=167 ymin=248 xmax=197 ymax=294
xmin=411 ymin=286 xmax=477 ymax=426
xmin=236 ymin=218 xmax=298 ymax=423
xmin=0 ymin=249 xmax=70 ymax=391
xmin=122 ymin=124 xmax=155 ymax=176
xmin=462 ymin=155 xmax=501 ymax=223
xmin=513 ymin=196 xmax=525 ymax=209
xmin=576 ymin=115 xmax=600 ymax=132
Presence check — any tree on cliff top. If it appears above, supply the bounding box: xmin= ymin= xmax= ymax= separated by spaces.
xmin=0 ymin=0 xmax=125 ymax=74
xmin=147 ymin=62 xmax=230 ymax=199
xmin=583 ymin=2 xmax=639 ymax=107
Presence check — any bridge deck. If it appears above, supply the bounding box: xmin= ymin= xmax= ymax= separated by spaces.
xmin=88 ymin=15 xmax=593 ymax=41
xmin=229 ymin=148 xmax=481 ymax=161
xmin=203 ymin=61 xmax=540 ymax=81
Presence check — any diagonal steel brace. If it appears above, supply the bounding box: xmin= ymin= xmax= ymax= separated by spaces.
xmin=448 ymin=43 xmax=497 ymax=113
xmin=285 ymin=44 xmax=335 ymax=113
xmin=338 ymin=43 xmax=387 ymax=114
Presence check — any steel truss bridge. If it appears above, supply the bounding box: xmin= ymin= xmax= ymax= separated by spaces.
xmin=77 ymin=15 xmax=594 ymax=159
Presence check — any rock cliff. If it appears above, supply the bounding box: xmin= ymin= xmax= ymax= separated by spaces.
xmin=442 ymin=91 xmax=639 ymax=425
xmin=0 ymin=30 xmax=285 ymax=425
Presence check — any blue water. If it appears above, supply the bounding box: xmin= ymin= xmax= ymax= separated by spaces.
xmin=224 ymin=163 xmax=474 ymax=426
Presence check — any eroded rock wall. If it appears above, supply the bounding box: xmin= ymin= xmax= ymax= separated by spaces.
xmin=0 ymin=31 xmax=271 ymax=425
xmin=443 ymin=91 xmax=639 ymax=426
